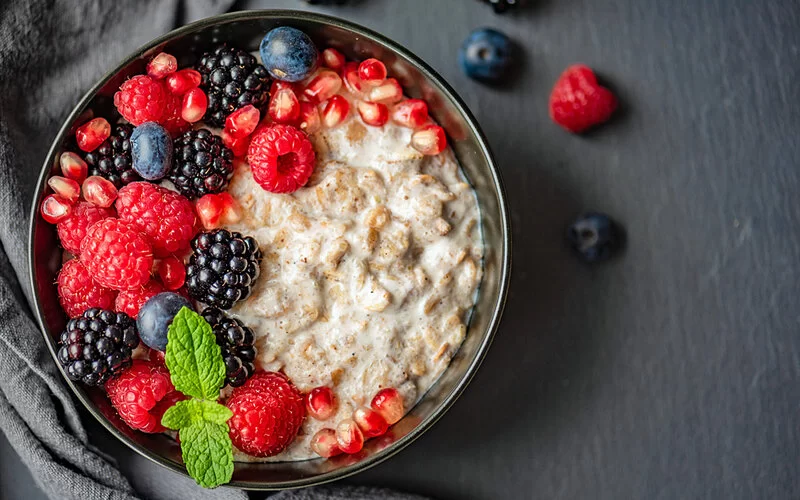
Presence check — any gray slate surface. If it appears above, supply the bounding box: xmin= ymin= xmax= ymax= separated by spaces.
xmin=3 ymin=0 xmax=800 ymax=499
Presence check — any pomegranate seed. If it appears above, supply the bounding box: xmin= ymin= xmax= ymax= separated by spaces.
xmin=165 ymin=69 xmax=201 ymax=95
xmin=311 ymin=428 xmax=343 ymax=458
xmin=82 ymin=176 xmax=118 ymax=208
xmin=322 ymin=95 xmax=350 ymax=128
xmin=59 ymin=152 xmax=88 ymax=183
xmin=306 ymin=387 xmax=337 ymax=420
xmin=75 ymin=118 xmax=110 ymax=152
xmin=156 ymin=256 xmax=186 ymax=290
xmin=298 ymin=101 xmax=322 ymax=134
xmin=270 ymin=80 xmax=304 ymax=97
xmin=303 ymin=70 xmax=342 ymax=104
xmin=195 ymin=193 xmax=225 ymax=229
xmin=353 ymin=406 xmax=389 ymax=438
xmin=335 ymin=418 xmax=364 ymax=454
xmin=322 ymin=48 xmax=346 ymax=72
xmin=358 ymin=58 xmax=387 ymax=87
xmin=217 ymin=192 xmax=242 ymax=224
xmin=356 ymin=101 xmax=389 ymax=127
xmin=222 ymin=129 xmax=250 ymax=157
xmin=47 ymin=176 xmax=80 ymax=203
xmin=392 ymin=99 xmax=429 ymax=129
xmin=370 ymin=388 xmax=404 ymax=425
xmin=181 ymin=87 xmax=207 ymax=123
xmin=40 ymin=194 xmax=72 ymax=224
xmin=368 ymin=78 xmax=403 ymax=104
xmin=147 ymin=52 xmax=177 ymax=79
xmin=268 ymin=87 xmax=301 ymax=124
xmin=225 ymin=105 xmax=260 ymax=138
xmin=411 ymin=125 xmax=447 ymax=156
xmin=342 ymin=62 xmax=366 ymax=95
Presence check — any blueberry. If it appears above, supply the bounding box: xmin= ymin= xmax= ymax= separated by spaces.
xmin=566 ymin=212 xmax=622 ymax=262
xmin=260 ymin=27 xmax=319 ymax=82
xmin=130 ymin=122 xmax=173 ymax=180
xmin=136 ymin=292 xmax=193 ymax=351
xmin=459 ymin=28 xmax=513 ymax=83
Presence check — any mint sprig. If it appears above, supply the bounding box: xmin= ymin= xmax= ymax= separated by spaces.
xmin=161 ymin=307 xmax=233 ymax=488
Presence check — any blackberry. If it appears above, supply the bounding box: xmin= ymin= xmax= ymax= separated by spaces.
xmin=186 ymin=229 xmax=262 ymax=310
xmin=478 ymin=0 xmax=519 ymax=13
xmin=56 ymin=308 xmax=139 ymax=386
xmin=197 ymin=44 xmax=271 ymax=127
xmin=169 ymin=129 xmax=234 ymax=199
xmin=83 ymin=124 xmax=140 ymax=188
xmin=201 ymin=307 xmax=257 ymax=387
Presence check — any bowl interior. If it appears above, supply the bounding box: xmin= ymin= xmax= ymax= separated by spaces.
xmin=30 ymin=11 xmax=510 ymax=489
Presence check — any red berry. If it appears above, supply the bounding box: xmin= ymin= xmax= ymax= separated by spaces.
xmin=105 ymin=359 xmax=186 ymax=433
xmin=368 ymin=78 xmax=403 ymax=104
xmin=57 ymin=259 xmax=117 ymax=317
xmin=115 ymin=279 xmax=164 ymax=318
xmin=322 ymin=95 xmax=349 ymax=129
xmin=225 ymin=105 xmax=260 ymax=138
xmin=247 ymin=124 xmax=316 ymax=194
xmin=41 ymin=194 xmax=73 ymax=224
xmin=76 ymin=118 xmax=111 ymax=152
xmin=298 ymin=101 xmax=321 ymax=135
xmin=358 ymin=58 xmax=387 ymax=87
xmin=114 ymin=75 xmax=167 ymax=125
xmin=353 ymin=406 xmax=389 ymax=438
xmin=370 ymin=388 xmax=404 ymax=425
xmin=268 ymin=87 xmax=301 ymax=124
xmin=222 ymin=128 xmax=250 ymax=157
xmin=156 ymin=256 xmax=186 ymax=291
xmin=549 ymin=64 xmax=617 ymax=133
xmin=411 ymin=124 xmax=447 ymax=155
xmin=47 ymin=176 xmax=80 ymax=204
xmin=306 ymin=386 xmax=337 ymax=420
xmin=82 ymin=176 xmax=118 ymax=208
xmin=270 ymin=81 xmax=305 ymax=98
xmin=165 ymin=68 xmax=201 ymax=95
xmin=56 ymin=201 xmax=116 ymax=254
xmin=336 ymin=418 xmax=364 ymax=454
xmin=356 ymin=100 xmax=389 ymax=127
xmin=147 ymin=52 xmax=178 ymax=79
xmin=181 ymin=87 xmax=207 ymax=123
xmin=322 ymin=48 xmax=346 ymax=72
xmin=59 ymin=152 xmax=88 ymax=183
xmin=226 ymin=372 xmax=306 ymax=457
xmin=303 ymin=70 xmax=343 ymax=104
xmin=80 ymin=218 xmax=153 ymax=290
xmin=160 ymin=90 xmax=192 ymax=137
xmin=342 ymin=62 xmax=366 ymax=96
xmin=392 ymin=99 xmax=428 ymax=129
xmin=310 ymin=428 xmax=342 ymax=458
xmin=115 ymin=182 xmax=197 ymax=258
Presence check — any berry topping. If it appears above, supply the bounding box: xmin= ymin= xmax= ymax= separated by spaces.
xmin=115 ymin=182 xmax=197 ymax=257
xmin=195 ymin=192 xmax=241 ymax=230
xmin=156 ymin=256 xmax=186 ymax=291
xmin=80 ymin=218 xmax=153 ymax=290
xmin=130 ymin=122 xmax=173 ymax=181
xmin=370 ymin=388 xmax=404 ymax=424
xmin=115 ymin=280 xmax=164 ymax=318
xmin=225 ymin=104 xmax=260 ymax=138
xmin=310 ymin=428 xmax=342 ymax=458
xmin=391 ymin=99 xmax=429 ymax=129
xmin=169 ymin=129 xmax=235 ymax=199
xmin=76 ymin=118 xmax=111 ymax=152
xmin=358 ymin=58 xmax=387 ymax=87
xmin=222 ymin=129 xmax=251 ymax=158
xmin=41 ymin=195 xmax=72 ymax=224
xmin=197 ymin=44 xmax=271 ymax=127
xmin=201 ymin=307 xmax=257 ymax=387
xmin=342 ymin=62 xmax=366 ymax=96
xmin=353 ymin=406 xmax=389 ymax=438
xmin=136 ymin=292 xmax=193 ymax=351
xmin=549 ymin=64 xmax=617 ymax=133
xmin=82 ymin=176 xmax=118 ymax=208
xmin=267 ymin=86 xmax=300 ymax=124
xmin=335 ymin=418 xmax=364 ymax=454
xmin=57 ymin=259 xmax=117 ymax=318
xmin=321 ymin=48 xmax=346 ymax=72
xmin=160 ymin=91 xmax=192 ymax=137
xmin=459 ymin=28 xmax=513 ymax=83
xmin=368 ymin=78 xmax=403 ymax=104
xmin=83 ymin=123 xmax=139 ymax=188
xmin=56 ymin=201 xmax=115 ymax=254
xmin=165 ymin=68 xmax=202 ymax=95
xmin=260 ymin=27 xmax=319 ymax=83
xmin=411 ymin=124 xmax=447 ymax=155
xmin=181 ymin=87 xmax=208 ymax=123
xmin=226 ymin=372 xmax=305 ymax=457
xmin=303 ymin=70 xmax=343 ymax=104
xmin=114 ymin=75 xmax=168 ymax=125
xmin=47 ymin=176 xmax=80 ymax=204
xmin=186 ymin=229 xmax=262 ymax=310
xmin=306 ymin=386 xmax=337 ymax=420
xmin=566 ymin=212 xmax=621 ymax=262
xmin=247 ymin=124 xmax=316 ymax=194
xmin=298 ymin=101 xmax=322 ymax=135
xmin=356 ymin=100 xmax=389 ymax=127
xmin=322 ymin=95 xmax=350 ymax=129
xmin=105 ymin=359 xmax=185 ymax=433
xmin=147 ymin=52 xmax=178 ymax=79
xmin=59 ymin=152 xmax=88 ymax=183
xmin=56 ymin=307 xmax=139 ymax=386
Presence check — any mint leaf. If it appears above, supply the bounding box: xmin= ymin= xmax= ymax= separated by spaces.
xmin=165 ymin=307 xmax=226 ymax=401
xmin=179 ymin=420 xmax=234 ymax=488
xmin=162 ymin=400 xmax=233 ymax=430
xmin=162 ymin=401 xmax=193 ymax=430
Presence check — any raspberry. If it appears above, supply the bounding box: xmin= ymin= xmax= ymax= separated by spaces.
xmin=226 ymin=372 xmax=305 ymax=457
xmin=549 ymin=64 xmax=617 ymax=133
xmin=57 ymin=259 xmax=117 ymax=318
xmin=247 ymin=124 xmax=315 ymax=194
xmin=105 ymin=359 xmax=185 ymax=433
xmin=115 ymin=280 xmax=164 ymax=318
xmin=56 ymin=202 xmax=115 ymax=254
xmin=160 ymin=91 xmax=191 ymax=137
xmin=114 ymin=75 xmax=168 ymax=125
xmin=80 ymin=218 xmax=153 ymax=290
xmin=115 ymin=182 xmax=197 ymax=258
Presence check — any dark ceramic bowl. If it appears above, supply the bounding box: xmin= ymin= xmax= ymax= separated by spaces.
xmin=28 ymin=10 xmax=511 ymax=490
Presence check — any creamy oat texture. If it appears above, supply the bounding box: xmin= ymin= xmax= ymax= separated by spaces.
xmin=223 ymin=100 xmax=483 ymax=462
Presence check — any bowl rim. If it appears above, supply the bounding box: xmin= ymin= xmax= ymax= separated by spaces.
xmin=27 ymin=9 xmax=511 ymax=490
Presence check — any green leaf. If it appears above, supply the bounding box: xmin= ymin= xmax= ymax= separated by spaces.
xmin=162 ymin=400 xmax=233 ymax=430
xmin=179 ymin=420 xmax=234 ymax=489
xmin=165 ymin=307 xmax=226 ymax=401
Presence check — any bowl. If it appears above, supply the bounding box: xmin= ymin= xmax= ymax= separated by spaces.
xmin=28 ymin=10 xmax=511 ymax=490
